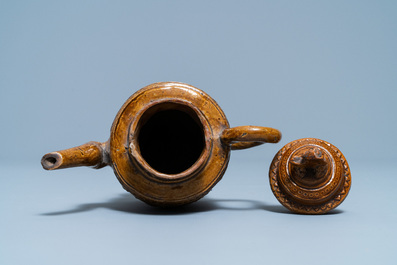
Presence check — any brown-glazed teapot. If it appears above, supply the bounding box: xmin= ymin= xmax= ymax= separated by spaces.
xmin=42 ymin=82 xmax=282 ymax=206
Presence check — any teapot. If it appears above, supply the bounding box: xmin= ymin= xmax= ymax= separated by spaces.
xmin=41 ymin=82 xmax=281 ymax=206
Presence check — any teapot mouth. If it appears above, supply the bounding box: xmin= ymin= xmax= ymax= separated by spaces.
xmin=128 ymin=99 xmax=213 ymax=182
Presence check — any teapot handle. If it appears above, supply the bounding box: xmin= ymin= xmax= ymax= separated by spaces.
xmin=221 ymin=126 xmax=281 ymax=150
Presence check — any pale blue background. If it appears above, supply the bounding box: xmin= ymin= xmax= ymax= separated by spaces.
xmin=1 ymin=1 xmax=396 ymax=264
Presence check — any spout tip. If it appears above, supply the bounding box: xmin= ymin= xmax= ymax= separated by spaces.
xmin=41 ymin=153 xmax=63 ymax=170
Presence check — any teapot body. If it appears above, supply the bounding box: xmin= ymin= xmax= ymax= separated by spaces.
xmin=109 ymin=82 xmax=231 ymax=206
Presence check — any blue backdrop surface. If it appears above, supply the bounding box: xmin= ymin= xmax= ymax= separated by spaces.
xmin=1 ymin=1 xmax=396 ymax=264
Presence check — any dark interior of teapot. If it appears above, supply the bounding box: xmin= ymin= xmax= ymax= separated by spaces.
xmin=138 ymin=103 xmax=205 ymax=174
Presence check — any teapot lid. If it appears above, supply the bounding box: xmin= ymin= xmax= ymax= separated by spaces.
xmin=269 ymin=138 xmax=351 ymax=214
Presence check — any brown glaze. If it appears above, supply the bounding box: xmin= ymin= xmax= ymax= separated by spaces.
xmin=41 ymin=141 xmax=108 ymax=170
xmin=221 ymin=126 xmax=281 ymax=150
xmin=42 ymin=82 xmax=281 ymax=207
xmin=269 ymin=138 xmax=351 ymax=214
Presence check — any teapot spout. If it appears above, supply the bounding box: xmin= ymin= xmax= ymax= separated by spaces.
xmin=41 ymin=141 xmax=109 ymax=170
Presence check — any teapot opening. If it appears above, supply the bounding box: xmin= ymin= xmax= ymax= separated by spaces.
xmin=42 ymin=154 xmax=61 ymax=170
xmin=137 ymin=102 xmax=206 ymax=175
